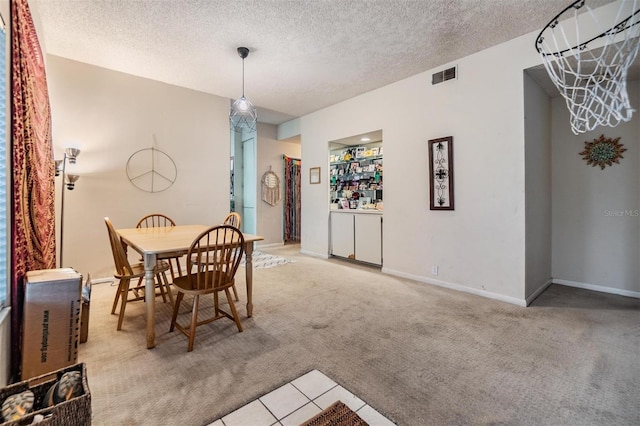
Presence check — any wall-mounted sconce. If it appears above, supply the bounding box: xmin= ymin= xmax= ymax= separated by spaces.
xmin=55 ymin=147 xmax=81 ymax=267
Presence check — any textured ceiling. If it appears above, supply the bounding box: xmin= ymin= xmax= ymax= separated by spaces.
xmin=31 ymin=0 xmax=616 ymax=125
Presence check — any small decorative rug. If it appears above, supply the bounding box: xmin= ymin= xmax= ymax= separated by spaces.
xmin=241 ymin=251 xmax=292 ymax=269
xmin=300 ymin=400 xmax=369 ymax=426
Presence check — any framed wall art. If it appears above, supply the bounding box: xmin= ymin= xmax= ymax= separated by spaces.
xmin=428 ymin=136 xmax=454 ymax=210
xmin=310 ymin=166 xmax=321 ymax=184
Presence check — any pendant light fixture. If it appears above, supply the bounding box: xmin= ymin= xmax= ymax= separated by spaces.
xmin=230 ymin=46 xmax=257 ymax=132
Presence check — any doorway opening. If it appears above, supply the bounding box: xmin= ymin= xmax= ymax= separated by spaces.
xmin=283 ymin=156 xmax=301 ymax=243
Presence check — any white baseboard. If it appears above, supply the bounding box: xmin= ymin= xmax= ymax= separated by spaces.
xmin=525 ymin=279 xmax=553 ymax=306
xmin=553 ymin=279 xmax=640 ymax=299
xmin=381 ymin=268 xmax=527 ymax=307
xmin=300 ymin=249 xmax=329 ymax=259
xmin=256 ymin=242 xmax=285 ymax=249
xmin=91 ymin=277 xmax=116 ymax=285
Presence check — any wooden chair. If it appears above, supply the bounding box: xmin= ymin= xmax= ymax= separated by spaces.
xmin=136 ymin=213 xmax=183 ymax=280
xmin=223 ymin=212 xmax=242 ymax=300
xmin=223 ymin=212 xmax=241 ymax=229
xmin=189 ymin=212 xmax=243 ymax=301
xmin=104 ymin=217 xmax=173 ymax=330
xmin=170 ymin=225 xmax=245 ymax=351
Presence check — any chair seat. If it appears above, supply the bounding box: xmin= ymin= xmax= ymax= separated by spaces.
xmin=188 ymin=252 xmax=240 ymax=302
xmin=172 ymin=273 xmax=234 ymax=294
xmin=113 ymin=260 xmax=171 ymax=280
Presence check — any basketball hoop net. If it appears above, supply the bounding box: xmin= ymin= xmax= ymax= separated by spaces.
xmin=536 ymin=0 xmax=640 ymax=134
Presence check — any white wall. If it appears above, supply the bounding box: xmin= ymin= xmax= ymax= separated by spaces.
xmin=256 ymin=122 xmax=300 ymax=246
xmin=298 ymin=31 xmax=551 ymax=304
xmin=523 ymin=72 xmax=552 ymax=302
xmin=46 ymin=56 xmax=232 ymax=279
xmin=293 ymin=2 xmax=633 ymax=306
xmin=277 ymin=119 xmax=300 ymax=141
xmin=552 ymin=80 xmax=639 ymax=296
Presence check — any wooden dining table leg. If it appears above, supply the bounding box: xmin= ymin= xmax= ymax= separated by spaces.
xmin=245 ymin=242 xmax=254 ymax=317
xmin=144 ymin=252 xmax=158 ymax=348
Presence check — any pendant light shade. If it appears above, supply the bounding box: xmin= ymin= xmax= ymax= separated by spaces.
xmin=230 ymin=47 xmax=257 ymax=132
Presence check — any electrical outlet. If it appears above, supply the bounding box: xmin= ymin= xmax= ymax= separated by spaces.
xmin=432 ymin=265 xmax=439 ymax=276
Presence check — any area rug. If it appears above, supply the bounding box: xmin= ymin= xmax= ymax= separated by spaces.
xmin=241 ymin=251 xmax=292 ymax=269
xmin=301 ymin=401 xmax=369 ymax=426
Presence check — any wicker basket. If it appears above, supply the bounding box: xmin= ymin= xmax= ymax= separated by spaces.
xmin=0 ymin=363 xmax=91 ymax=426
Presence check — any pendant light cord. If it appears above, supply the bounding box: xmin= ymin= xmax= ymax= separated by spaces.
xmin=230 ymin=46 xmax=257 ymax=132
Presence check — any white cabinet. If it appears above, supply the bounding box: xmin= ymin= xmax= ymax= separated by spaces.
xmin=330 ymin=212 xmax=382 ymax=265
xmin=355 ymin=214 xmax=382 ymax=265
xmin=330 ymin=212 xmax=355 ymax=259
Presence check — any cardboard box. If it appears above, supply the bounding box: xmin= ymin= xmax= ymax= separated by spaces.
xmin=22 ymin=268 xmax=82 ymax=380
xmin=79 ymin=275 xmax=91 ymax=344
xmin=79 ymin=303 xmax=89 ymax=344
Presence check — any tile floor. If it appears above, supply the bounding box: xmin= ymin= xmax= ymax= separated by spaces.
xmin=207 ymin=370 xmax=395 ymax=426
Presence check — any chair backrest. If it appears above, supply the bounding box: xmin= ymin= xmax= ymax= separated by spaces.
xmin=136 ymin=213 xmax=176 ymax=229
xmin=104 ymin=217 xmax=134 ymax=277
xmin=186 ymin=225 xmax=245 ymax=291
xmin=223 ymin=212 xmax=241 ymax=229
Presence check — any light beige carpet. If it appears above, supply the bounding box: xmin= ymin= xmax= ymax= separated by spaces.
xmin=79 ymin=245 xmax=639 ymax=425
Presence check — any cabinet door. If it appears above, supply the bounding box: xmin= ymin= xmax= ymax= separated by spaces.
xmin=330 ymin=213 xmax=355 ymax=258
xmin=355 ymin=215 xmax=382 ymax=265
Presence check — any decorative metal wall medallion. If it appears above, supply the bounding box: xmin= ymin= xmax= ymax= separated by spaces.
xmin=428 ymin=136 xmax=454 ymax=210
xmin=579 ymin=134 xmax=626 ymax=170
xmin=126 ymin=147 xmax=177 ymax=193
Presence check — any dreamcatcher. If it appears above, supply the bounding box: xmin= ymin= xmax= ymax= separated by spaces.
xmin=261 ymin=167 xmax=281 ymax=206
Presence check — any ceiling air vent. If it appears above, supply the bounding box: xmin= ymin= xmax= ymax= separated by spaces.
xmin=432 ymin=66 xmax=457 ymax=85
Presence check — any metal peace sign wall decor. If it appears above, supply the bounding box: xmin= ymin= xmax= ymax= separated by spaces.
xmin=428 ymin=136 xmax=454 ymax=210
xmin=126 ymin=147 xmax=177 ymax=193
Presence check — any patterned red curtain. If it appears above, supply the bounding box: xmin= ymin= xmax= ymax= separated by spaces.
xmin=10 ymin=0 xmax=57 ymax=380
xmin=283 ymin=156 xmax=301 ymax=243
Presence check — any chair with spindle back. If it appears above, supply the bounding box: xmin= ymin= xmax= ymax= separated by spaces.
xmin=136 ymin=213 xmax=183 ymax=280
xmin=170 ymin=225 xmax=245 ymax=351
xmin=223 ymin=212 xmax=241 ymax=229
xmin=223 ymin=212 xmax=242 ymax=300
xmin=104 ymin=217 xmax=173 ymax=330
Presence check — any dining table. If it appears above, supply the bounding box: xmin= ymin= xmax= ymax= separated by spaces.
xmin=117 ymin=224 xmax=264 ymax=349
